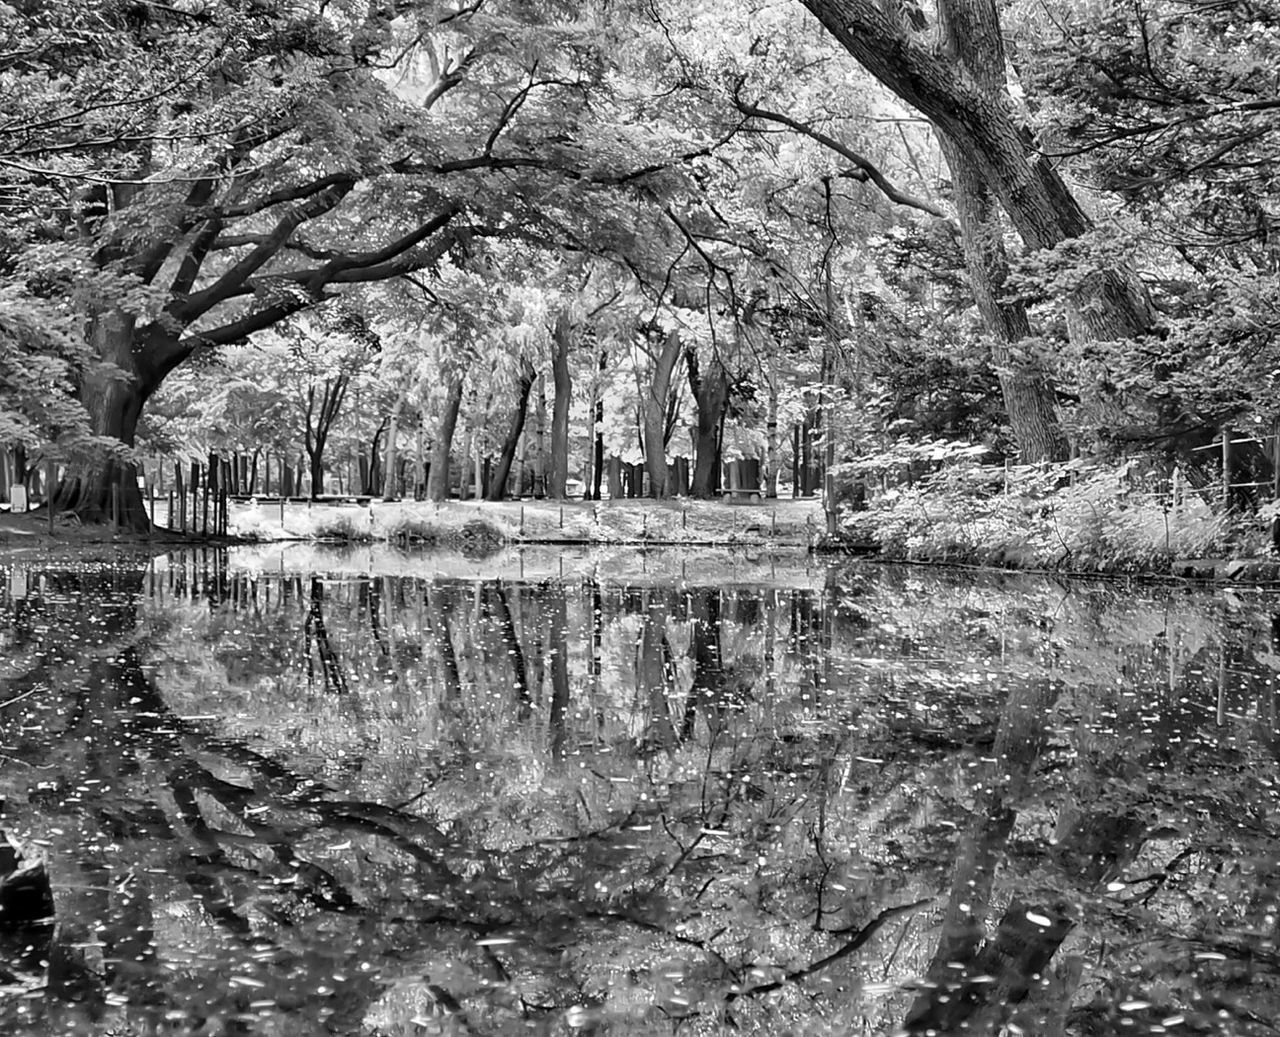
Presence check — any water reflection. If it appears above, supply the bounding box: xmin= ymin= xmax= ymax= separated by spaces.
xmin=1 ymin=548 xmax=1279 ymax=1036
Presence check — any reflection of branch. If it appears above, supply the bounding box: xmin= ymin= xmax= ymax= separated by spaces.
xmin=731 ymin=897 xmax=934 ymax=1000
xmin=0 ymin=687 xmax=39 ymax=710
xmin=584 ymin=907 xmax=739 ymax=982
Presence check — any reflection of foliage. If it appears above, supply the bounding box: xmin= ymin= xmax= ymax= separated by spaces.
xmin=3 ymin=556 xmax=1280 ymax=1034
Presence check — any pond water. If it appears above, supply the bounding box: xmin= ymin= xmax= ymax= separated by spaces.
xmin=1 ymin=546 xmax=1278 ymax=1036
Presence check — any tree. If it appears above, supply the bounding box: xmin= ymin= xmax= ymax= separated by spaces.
xmin=3 ymin=0 xmax=746 ymax=527
xmin=639 ymin=327 xmax=685 ymax=498
xmin=800 ymin=0 xmax=1157 ymax=429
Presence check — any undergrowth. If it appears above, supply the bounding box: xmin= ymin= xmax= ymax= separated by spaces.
xmin=837 ymin=458 xmax=1271 ymax=572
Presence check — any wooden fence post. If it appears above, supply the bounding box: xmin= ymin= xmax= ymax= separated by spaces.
xmin=190 ymin=460 xmax=199 ymax=533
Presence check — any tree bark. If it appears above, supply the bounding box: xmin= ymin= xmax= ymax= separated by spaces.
xmin=50 ymin=310 xmax=154 ymax=529
xmin=802 ymin=0 xmax=1155 ymax=366
xmin=303 ymin=375 xmax=348 ymax=500
xmin=931 ymin=0 xmax=1066 ymax=462
xmin=532 ymin=377 xmax=547 ymax=498
xmin=382 ymin=393 xmax=406 ymax=501
xmin=365 ymin=416 xmax=388 ymax=495
xmin=487 ymin=358 xmax=537 ymax=500
xmin=592 ymin=345 xmax=607 ymax=499
xmin=548 ymin=311 xmax=572 ymax=499
xmin=642 ymin=330 xmax=683 ymax=498
xmin=426 ymin=375 xmax=464 ymax=502
xmin=687 ymin=348 xmax=729 ymax=498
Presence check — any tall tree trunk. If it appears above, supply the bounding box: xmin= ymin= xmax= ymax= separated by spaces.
xmin=533 ymin=377 xmax=547 ymax=498
xmin=548 ymin=312 xmax=573 ymax=500
xmin=303 ymin=375 xmax=348 ymax=501
xmin=426 ymin=375 xmax=464 ymax=502
xmin=642 ymin=330 xmax=683 ymax=499
xmin=802 ymin=0 xmax=1156 ymax=428
xmin=931 ymin=0 xmax=1066 ymax=462
xmin=687 ymin=348 xmax=730 ymax=499
xmin=365 ymin=417 xmax=388 ymax=495
xmin=944 ymin=136 xmax=1066 ymax=461
xmin=487 ymin=358 xmax=537 ymax=501
xmin=592 ymin=345 xmax=607 ymax=500
xmin=764 ymin=380 xmax=780 ymax=498
xmin=382 ymin=393 xmax=406 ymax=501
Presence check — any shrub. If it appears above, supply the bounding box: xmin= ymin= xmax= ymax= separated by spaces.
xmin=836 ymin=455 xmax=1257 ymax=573
xmin=312 ymin=511 xmax=374 ymax=542
xmin=382 ymin=514 xmax=442 ymax=544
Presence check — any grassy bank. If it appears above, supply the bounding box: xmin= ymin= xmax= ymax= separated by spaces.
xmin=1 ymin=497 xmax=828 ymax=552
xmin=231 ymin=497 xmax=826 ymax=547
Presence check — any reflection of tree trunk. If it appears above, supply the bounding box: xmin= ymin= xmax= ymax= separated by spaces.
xmin=545 ymin=586 xmax=570 ymax=759
xmin=684 ymin=587 xmax=723 ymax=739
xmin=427 ymin=376 xmax=464 ymax=502
xmin=487 ymin=358 xmax=536 ymax=501
xmin=903 ymin=672 xmax=1144 ymax=1035
xmin=365 ymin=578 xmax=387 ymax=657
xmin=304 ymin=577 xmax=349 ymax=694
xmin=488 ymin=584 xmax=531 ymax=720
xmin=587 ymin=577 xmax=604 ymax=731
xmin=638 ymin=589 xmax=677 ymax=749
xmin=426 ymin=584 xmax=461 ymax=700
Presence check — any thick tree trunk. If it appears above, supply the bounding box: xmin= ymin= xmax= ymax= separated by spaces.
xmin=687 ymin=349 xmax=730 ymax=499
xmin=642 ymin=330 xmax=683 ymax=498
xmin=51 ymin=312 xmax=152 ymax=530
xmin=426 ymin=376 xmax=464 ymax=502
xmin=803 ymin=0 xmax=1156 ymax=387
xmin=932 ymin=0 xmax=1066 ymax=462
xmin=487 ymin=358 xmax=536 ymax=501
xmin=548 ymin=312 xmax=572 ymax=500
xmin=307 ymin=444 xmax=325 ymax=499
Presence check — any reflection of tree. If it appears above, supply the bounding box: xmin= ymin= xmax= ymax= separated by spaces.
xmin=636 ymin=587 xmax=679 ymax=750
xmin=487 ymin=583 xmax=531 ymax=720
xmin=303 ymin=576 xmax=349 ymax=694
xmin=5 ymin=560 xmax=1280 ymax=1035
xmin=543 ymin=582 xmax=571 ymax=761
xmin=425 ymin=581 xmax=460 ymax=700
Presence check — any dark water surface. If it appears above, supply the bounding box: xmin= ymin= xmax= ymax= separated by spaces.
xmin=2 ymin=546 xmax=1278 ymax=1036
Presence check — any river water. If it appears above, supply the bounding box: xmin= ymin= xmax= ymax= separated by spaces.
xmin=1 ymin=546 xmax=1278 ymax=1036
